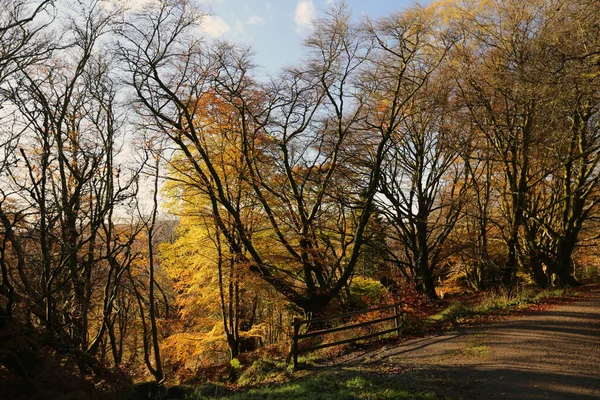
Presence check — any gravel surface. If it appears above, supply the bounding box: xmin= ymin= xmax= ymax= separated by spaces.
xmin=331 ymin=288 xmax=600 ymax=399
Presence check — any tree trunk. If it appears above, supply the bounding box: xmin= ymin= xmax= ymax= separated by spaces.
xmin=417 ymin=216 xmax=438 ymax=300
xmin=552 ymin=242 xmax=580 ymax=287
xmin=529 ymin=256 xmax=549 ymax=289
xmin=226 ymin=333 xmax=239 ymax=359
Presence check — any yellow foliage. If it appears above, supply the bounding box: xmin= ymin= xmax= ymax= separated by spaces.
xmin=159 ymin=218 xmax=223 ymax=321
xmin=162 ymin=325 xmax=229 ymax=370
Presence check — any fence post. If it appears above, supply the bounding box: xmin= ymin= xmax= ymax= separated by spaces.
xmin=292 ymin=317 xmax=300 ymax=369
xmin=394 ymin=304 xmax=401 ymax=338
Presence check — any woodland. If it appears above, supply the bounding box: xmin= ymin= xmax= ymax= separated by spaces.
xmin=0 ymin=0 xmax=599 ymax=398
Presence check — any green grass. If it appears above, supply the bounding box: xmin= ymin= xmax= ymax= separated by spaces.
xmin=464 ymin=334 xmax=490 ymax=358
xmin=191 ymin=371 xmax=442 ymax=400
xmin=429 ymin=287 xmax=568 ymax=325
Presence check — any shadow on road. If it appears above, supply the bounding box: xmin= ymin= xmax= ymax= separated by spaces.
xmin=315 ymin=292 xmax=600 ymax=399
xmin=383 ymin=364 xmax=600 ymax=400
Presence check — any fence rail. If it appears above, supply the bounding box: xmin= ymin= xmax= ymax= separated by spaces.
xmin=291 ymin=303 xmax=405 ymax=369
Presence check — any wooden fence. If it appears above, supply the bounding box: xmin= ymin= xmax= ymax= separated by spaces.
xmin=291 ymin=303 xmax=405 ymax=369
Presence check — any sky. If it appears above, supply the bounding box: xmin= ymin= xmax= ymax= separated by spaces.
xmin=181 ymin=0 xmax=432 ymax=75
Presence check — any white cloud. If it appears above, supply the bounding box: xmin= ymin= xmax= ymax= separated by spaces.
xmin=201 ymin=15 xmax=230 ymax=37
xmin=247 ymin=15 xmax=265 ymax=25
xmin=325 ymin=0 xmax=336 ymax=5
xmin=126 ymin=0 xmax=154 ymax=10
xmin=294 ymin=0 xmax=315 ymax=30
xmin=235 ymin=19 xmax=245 ymax=35
xmin=126 ymin=0 xmax=222 ymax=12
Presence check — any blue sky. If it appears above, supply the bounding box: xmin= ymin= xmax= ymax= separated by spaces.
xmin=195 ymin=0 xmax=432 ymax=74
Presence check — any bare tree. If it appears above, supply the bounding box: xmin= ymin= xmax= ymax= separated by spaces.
xmin=377 ymin=84 xmax=467 ymax=299
xmin=0 ymin=0 xmax=53 ymax=320
xmin=129 ymin=139 xmax=165 ymax=382
xmin=118 ymin=1 xmax=441 ymax=316
xmin=363 ymin=8 xmax=458 ymax=299
xmin=0 ymin=1 xmax=142 ymax=375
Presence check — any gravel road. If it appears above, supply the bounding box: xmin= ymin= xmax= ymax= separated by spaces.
xmin=336 ymin=288 xmax=600 ymax=399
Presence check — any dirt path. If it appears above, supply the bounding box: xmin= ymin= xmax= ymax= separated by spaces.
xmin=328 ymin=288 xmax=600 ymax=399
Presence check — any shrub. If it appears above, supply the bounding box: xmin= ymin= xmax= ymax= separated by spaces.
xmin=348 ymin=277 xmax=388 ymax=309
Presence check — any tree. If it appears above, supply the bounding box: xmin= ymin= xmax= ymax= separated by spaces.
xmin=446 ymin=0 xmax=600 ymax=288
xmin=0 ymin=1 xmax=141 ymax=373
xmin=521 ymin=0 xmax=600 ymax=286
xmin=118 ymin=1 xmax=434 ymax=315
xmin=364 ymin=6 xmax=458 ymax=299
xmin=159 ymin=91 xmax=268 ymax=359
xmin=377 ymin=82 xmax=467 ymax=299
xmin=0 ymin=0 xmax=53 ymax=320
xmin=129 ymin=140 xmax=166 ymax=382
xmin=447 ymin=0 xmax=551 ymax=288
xmin=454 ymin=135 xmax=501 ymax=290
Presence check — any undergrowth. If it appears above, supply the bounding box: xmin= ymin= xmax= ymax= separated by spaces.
xmin=429 ymin=287 xmax=568 ymax=325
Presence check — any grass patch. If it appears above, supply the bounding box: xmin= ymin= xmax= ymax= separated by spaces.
xmin=236 ymin=359 xmax=290 ymax=386
xmin=464 ymin=334 xmax=489 ymax=358
xmin=428 ymin=287 xmax=568 ymax=326
xmin=191 ymin=371 xmax=442 ymax=400
xmin=464 ymin=343 xmax=490 ymax=358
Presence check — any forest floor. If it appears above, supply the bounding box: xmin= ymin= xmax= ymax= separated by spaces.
xmin=310 ymin=284 xmax=600 ymax=399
